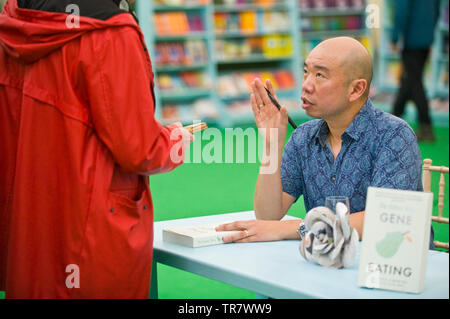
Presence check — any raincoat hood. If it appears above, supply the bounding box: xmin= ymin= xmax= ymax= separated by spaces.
xmin=0 ymin=0 xmax=136 ymax=64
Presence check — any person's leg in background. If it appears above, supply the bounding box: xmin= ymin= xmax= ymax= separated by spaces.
xmin=392 ymin=49 xmax=413 ymax=119
xmin=393 ymin=49 xmax=435 ymax=142
xmin=410 ymin=49 xmax=435 ymax=142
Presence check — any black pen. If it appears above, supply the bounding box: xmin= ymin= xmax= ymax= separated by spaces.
xmin=264 ymin=87 xmax=297 ymax=129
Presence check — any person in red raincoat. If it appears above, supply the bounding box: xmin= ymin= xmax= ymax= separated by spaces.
xmin=0 ymin=0 xmax=193 ymax=298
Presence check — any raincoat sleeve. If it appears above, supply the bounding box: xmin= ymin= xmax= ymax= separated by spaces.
xmin=81 ymin=25 xmax=184 ymax=175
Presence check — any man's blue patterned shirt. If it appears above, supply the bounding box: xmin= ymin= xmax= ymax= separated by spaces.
xmin=281 ymin=99 xmax=423 ymax=213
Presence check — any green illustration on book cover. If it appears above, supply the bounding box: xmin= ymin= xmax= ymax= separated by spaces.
xmin=376 ymin=231 xmax=412 ymax=258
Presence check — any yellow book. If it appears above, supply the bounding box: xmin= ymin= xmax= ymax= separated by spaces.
xmin=262 ymin=35 xmax=282 ymax=57
xmin=260 ymin=72 xmax=278 ymax=90
xmin=280 ymin=35 xmax=292 ymax=56
xmin=240 ymin=11 xmax=257 ymax=34
xmin=360 ymin=36 xmax=373 ymax=54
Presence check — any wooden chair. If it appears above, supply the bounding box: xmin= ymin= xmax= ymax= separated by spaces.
xmin=422 ymin=158 xmax=449 ymax=251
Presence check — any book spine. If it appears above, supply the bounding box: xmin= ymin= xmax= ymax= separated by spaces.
xmin=418 ymin=194 xmax=433 ymax=293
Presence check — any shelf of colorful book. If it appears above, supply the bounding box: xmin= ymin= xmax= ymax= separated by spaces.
xmin=298 ymin=0 xmax=370 ymax=66
xmin=216 ymin=55 xmax=293 ymax=64
xmin=298 ymin=0 xmax=365 ymax=10
xmin=227 ymin=99 xmax=308 ymax=125
xmin=153 ymin=4 xmax=207 ymax=12
xmin=215 ymin=30 xmax=291 ymax=38
xmin=159 ymin=89 xmax=212 ymax=102
xmin=216 ymin=68 xmax=297 ymax=105
xmin=137 ymin=0 xmax=219 ymax=125
xmin=137 ymin=0 xmax=303 ymax=127
xmin=154 ymin=40 xmax=209 ymax=67
xmin=160 ymin=99 xmax=220 ymax=126
xmin=155 ymin=64 xmax=209 ymax=72
xmin=300 ymin=8 xmax=365 ymax=17
xmin=213 ymin=4 xmax=290 ymax=13
xmin=214 ymin=10 xmax=290 ymax=36
xmin=219 ymin=88 xmax=296 ymax=100
xmin=301 ymin=29 xmax=366 ymax=39
xmin=298 ymin=0 xmax=367 ymax=31
xmin=214 ymin=0 xmax=302 ymax=126
xmin=214 ymin=33 xmax=294 ymax=62
xmin=155 ymin=33 xmax=208 ymax=41
xmin=153 ymin=10 xmax=206 ymax=36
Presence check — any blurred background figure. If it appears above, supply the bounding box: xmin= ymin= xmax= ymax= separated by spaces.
xmin=390 ymin=0 xmax=440 ymax=142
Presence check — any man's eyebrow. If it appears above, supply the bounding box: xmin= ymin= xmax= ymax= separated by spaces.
xmin=303 ymin=62 xmax=330 ymax=73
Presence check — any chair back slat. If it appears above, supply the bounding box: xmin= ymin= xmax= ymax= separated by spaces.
xmin=422 ymin=159 xmax=449 ymax=251
xmin=422 ymin=159 xmax=432 ymax=192
xmin=438 ymin=172 xmax=445 ymax=219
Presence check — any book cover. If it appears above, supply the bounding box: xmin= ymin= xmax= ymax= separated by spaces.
xmin=358 ymin=187 xmax=433 ymax=294
xmin=154 ymin=13 xmax=167 ymax=36
xmin=260 ymin=72 xmax=278 ymax=90
xmin=163 ymin=224 xmax=241 ymax=248
xmin=240 ymin=11 xmax=257 ymax=34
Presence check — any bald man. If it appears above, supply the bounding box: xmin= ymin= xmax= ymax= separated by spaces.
xmin=216 ymin=37 xmax=434 ymax=248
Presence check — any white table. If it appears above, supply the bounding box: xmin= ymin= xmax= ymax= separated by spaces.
xmin=151 ymin=211 xmax=449 ymax=299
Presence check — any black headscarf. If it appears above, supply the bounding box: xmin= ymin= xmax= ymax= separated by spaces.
xmin=17 ymin=0 xmax=135 ymax=21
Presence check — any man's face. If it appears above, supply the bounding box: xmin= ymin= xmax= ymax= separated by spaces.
xmin=301 ymin=45 xmax=350 ymax=120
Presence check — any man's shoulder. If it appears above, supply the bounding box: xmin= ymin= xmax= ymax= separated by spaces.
xmin=370 ymin=107 xmax=416 ymax=141
xmin=292 ymin=119 xmax=322 ymax=139
xmin=283 ymin=119 xmax=322 ymax=153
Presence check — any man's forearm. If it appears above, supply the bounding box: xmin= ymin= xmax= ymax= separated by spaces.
xmin=254 ymin=145 xmax=284 ymax=220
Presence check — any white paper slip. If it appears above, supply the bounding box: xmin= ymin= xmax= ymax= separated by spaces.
xmin=358 ymin=187 xmax=433 ymax=294
xmin=162 ymin=224 xmax=242 ymax=248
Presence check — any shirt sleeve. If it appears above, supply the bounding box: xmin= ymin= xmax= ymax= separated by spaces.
xmin=371 ymin=124 xmax=423 ymax=191
xmin=81 ymin=25 xmax=184 ymax=175
xmin=280 ymin=133 xmax=304 ymax=202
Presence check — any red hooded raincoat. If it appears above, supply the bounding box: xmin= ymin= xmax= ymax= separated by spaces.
xmin=0 ymin=0 xmax=184 ymax=298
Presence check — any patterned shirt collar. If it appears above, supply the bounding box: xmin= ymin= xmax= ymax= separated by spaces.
xmin=313 ymin=99 xmax=374 ymax=146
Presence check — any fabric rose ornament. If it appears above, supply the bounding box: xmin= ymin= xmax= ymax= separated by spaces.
xmin=299 ymin=205 xmax=359 ymax=268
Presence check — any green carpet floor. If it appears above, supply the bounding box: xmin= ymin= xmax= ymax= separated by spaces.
xmin=150 ymin=122 xmax=449 ymax=299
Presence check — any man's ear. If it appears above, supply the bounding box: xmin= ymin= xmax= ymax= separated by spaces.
xmin=348 ymin=79 xmax=367 ymax=102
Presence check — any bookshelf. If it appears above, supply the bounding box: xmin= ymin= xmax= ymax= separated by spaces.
xmin=136 ymin=0 xmax=222 ymax=126
xmin=213 ymin=0 xmax=303 ymax=126
xmin=375 ymin=0 xmax=449 ymax=126
xmin=136 ymin=0 xmax=303 ymax=127
xmin=298 ymin=0 xmax=372 ymax=66
xmin=135 ymin=0 xmax=380 ymax=127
